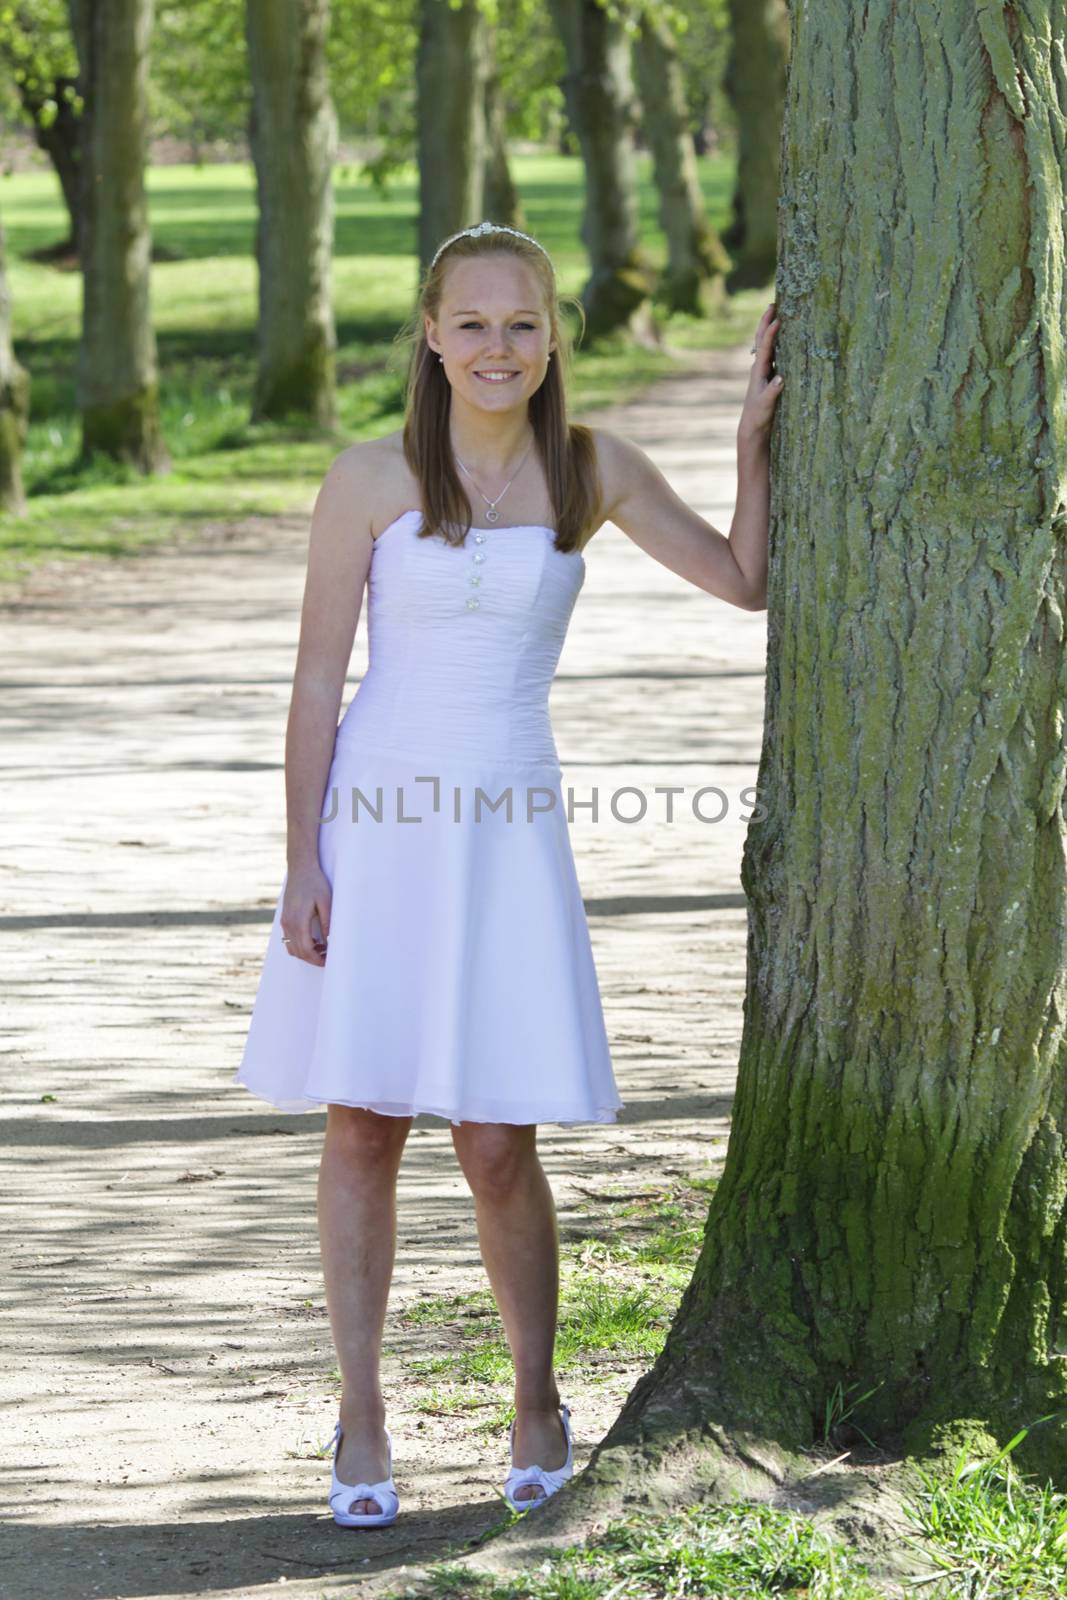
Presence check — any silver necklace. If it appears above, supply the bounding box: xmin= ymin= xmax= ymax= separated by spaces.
xmin=453 ymin=435 xmax=535 ymax=523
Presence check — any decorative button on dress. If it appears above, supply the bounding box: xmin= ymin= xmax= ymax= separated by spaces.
xmin=233 ymin=508 xmax=624 ymax=1127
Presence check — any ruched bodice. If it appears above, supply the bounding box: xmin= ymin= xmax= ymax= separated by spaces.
xmin=334 ymin=509 xmax=585 ymax=767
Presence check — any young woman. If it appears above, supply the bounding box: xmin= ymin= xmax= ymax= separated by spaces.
xmin=234 ymin=221 xmax=781 ymax=1527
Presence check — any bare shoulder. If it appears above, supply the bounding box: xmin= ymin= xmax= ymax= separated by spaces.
xmin=318 ymin=431 xmax=418 ymax=542
xmin=365 ymin=429 xmax=421 ymax=537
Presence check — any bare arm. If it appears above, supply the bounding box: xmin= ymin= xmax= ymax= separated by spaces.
xmin=730 ymin=433 xmax=771 ymax=610
xmin=596 ymin=306 xmax=782 ymax=611
xmin=285 ymin=446 xmax=375 ymax=871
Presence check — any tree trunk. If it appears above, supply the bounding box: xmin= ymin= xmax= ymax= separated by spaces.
xmin=482 ymin=25 xmax=523 ymax=229
xmin=632 ymin=7 xmax=729 ymax=316
xmin=459 ymin=7 xmax=1067 ymax=1577
xmin=722 ymin=0 xmax=787 ymax=289
xmin=67 ymin=0 xmax=167 ymax=470
xmin=0 ymin=214 xmax=30 ymax=515
xmin=32 ymin=77 xmax=82 ymax=255
xmin=245 ymin=0 xmax=337 ymax=427
xmin=416 ymin=0 xmax=488 ymax=275
xmin=623 ymin=0 xmax=1067 ymax=1488
xmin=0 ymin=9 xmax=84 ymax=257
xmin=7 ymin=70 xmax=83 ymax=257
xmin=546 ymin=0 xmax=657 ymax=343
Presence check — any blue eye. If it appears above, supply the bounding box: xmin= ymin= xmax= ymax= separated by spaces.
xmin=461 ymin=321 xmax=535 ymax=330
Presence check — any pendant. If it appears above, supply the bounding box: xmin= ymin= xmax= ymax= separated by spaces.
xmin=486 ymin=507 xmax=499 ymax=522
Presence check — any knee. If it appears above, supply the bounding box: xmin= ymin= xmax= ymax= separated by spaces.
xmin=325 ymin=1104 xmax=410 ymax=1168
xmin=453 ymin=1127 xmax=536 ymax=1201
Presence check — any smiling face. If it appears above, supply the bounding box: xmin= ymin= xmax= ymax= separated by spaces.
xmin=424 ymin=253 xmax=557 ymax=411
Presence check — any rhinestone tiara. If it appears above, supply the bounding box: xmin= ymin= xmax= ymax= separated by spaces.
xmin=429 ymin=220 xmax=551 ymax=273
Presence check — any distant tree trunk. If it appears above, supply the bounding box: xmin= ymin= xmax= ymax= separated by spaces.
xmin=482 ymin=24 xmax=523 ymax=228
xmin=475 ymin=0 xmax=1067 ymax=1561
xmin=67 ymin=0 xmax=167 ymax=470
xmin=245 ymin=0 xmax=337 ymax=426
xmin=546 ymin=0 xmax=657 ymax=342
xmin=31 ymin=76 xmax=82 ymax=253
xmin=416 ymin=0 xmax=488 ymax=275
xmin=0 ymin=215 xmax=30 ymax=514
xmin=0 ymin=10 xmax=84 ymax=257
xmin=632 ymin=7 xmax=729 ymax=315
xmin=722 ymin=0 xmax=787 ymax=289
xmin=7 ymin=70 xmax=83 ymax=256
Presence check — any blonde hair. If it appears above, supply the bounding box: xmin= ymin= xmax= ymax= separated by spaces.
xmin=393 ymin=230 xmax=603 ymax=557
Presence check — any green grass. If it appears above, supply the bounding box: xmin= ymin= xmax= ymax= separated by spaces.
xmin=0 ymin=150 xmax=773 ymax=587
xmin=899 ymin=1421 xmax=1067 ymax=1597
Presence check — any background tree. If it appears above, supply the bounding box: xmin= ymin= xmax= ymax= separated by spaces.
xmin=482 ymin=14 xmax=524 ymax=228
xmin=245 ymin=0 xmax=337 ymax=426
xmin=0 ymin=1 xmax=252 ymax=261
xmin=150 ymin=1 xmax=248 ymax=162
xmin=0 ymin=213 xmax=30 ymax=513
xmin=721 ymin=0 xmax=786 ymax=288
xmin=415 ymin=0 xmax=489 ymax=274
xmin=631 ymin=0 xmax=729 ymax=314
xmin=67 ymin=0 xmax=167 ymax=470
xmin=671 ymin=0 xmax=731 ymax=157
xmin=332 ymin=0 xmax=566 ymax=200
xmin=467 ymin=0 xmax=1067 ymax=1572
xmin=0 ymin=3 xmax=82 ymax=258
xmin=546 ymin=0 xmax=657 ymax=342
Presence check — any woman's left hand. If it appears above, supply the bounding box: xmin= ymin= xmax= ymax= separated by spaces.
xmin=738 ymin=303 xmax=783 ymax=446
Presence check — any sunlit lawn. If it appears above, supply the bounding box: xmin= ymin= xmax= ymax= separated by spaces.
xmin=0 ymin=150 xmax=772 ymax=587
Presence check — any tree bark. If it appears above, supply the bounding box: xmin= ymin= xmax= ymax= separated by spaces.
xmin=0 ymin=214 xmax=30 ymax=515
xmin=416 ymin=0 xmax=488 ymax=275
xmin=546 ymin=0 xmax=657 ymax=342
xmin=245 ymin=0 xmax=337 ymax=426
xmin=722 ymin=0 xmax=787 ymax=289
xmin=632 ymin=6 xmax=729 ymax=316
xmin=627 ymin=0 xmax=1067 ymax=1488
xmin=67 ymin=0 xmax=167 ymax=469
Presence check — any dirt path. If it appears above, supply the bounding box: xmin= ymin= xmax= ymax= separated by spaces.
xmin=0 ymin=343 xmax=766 ymax=1599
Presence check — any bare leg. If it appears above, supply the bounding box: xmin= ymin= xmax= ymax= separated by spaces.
xmin=450 ymin=1121 xmax=567 ymax=1501
xmin=318 ymin=1104 xmax=411 ymax=1515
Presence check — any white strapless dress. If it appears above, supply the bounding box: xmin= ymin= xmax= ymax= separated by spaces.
xmin=232 ymin=508 xmax=623 ymax=1126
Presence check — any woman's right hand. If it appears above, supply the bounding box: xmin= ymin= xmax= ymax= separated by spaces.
xmin=281 ymin=863 xmax=331 ymax=966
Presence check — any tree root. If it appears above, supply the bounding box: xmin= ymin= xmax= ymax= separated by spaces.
xmin=446 ymin=1415 xmax=928 ymax=1593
